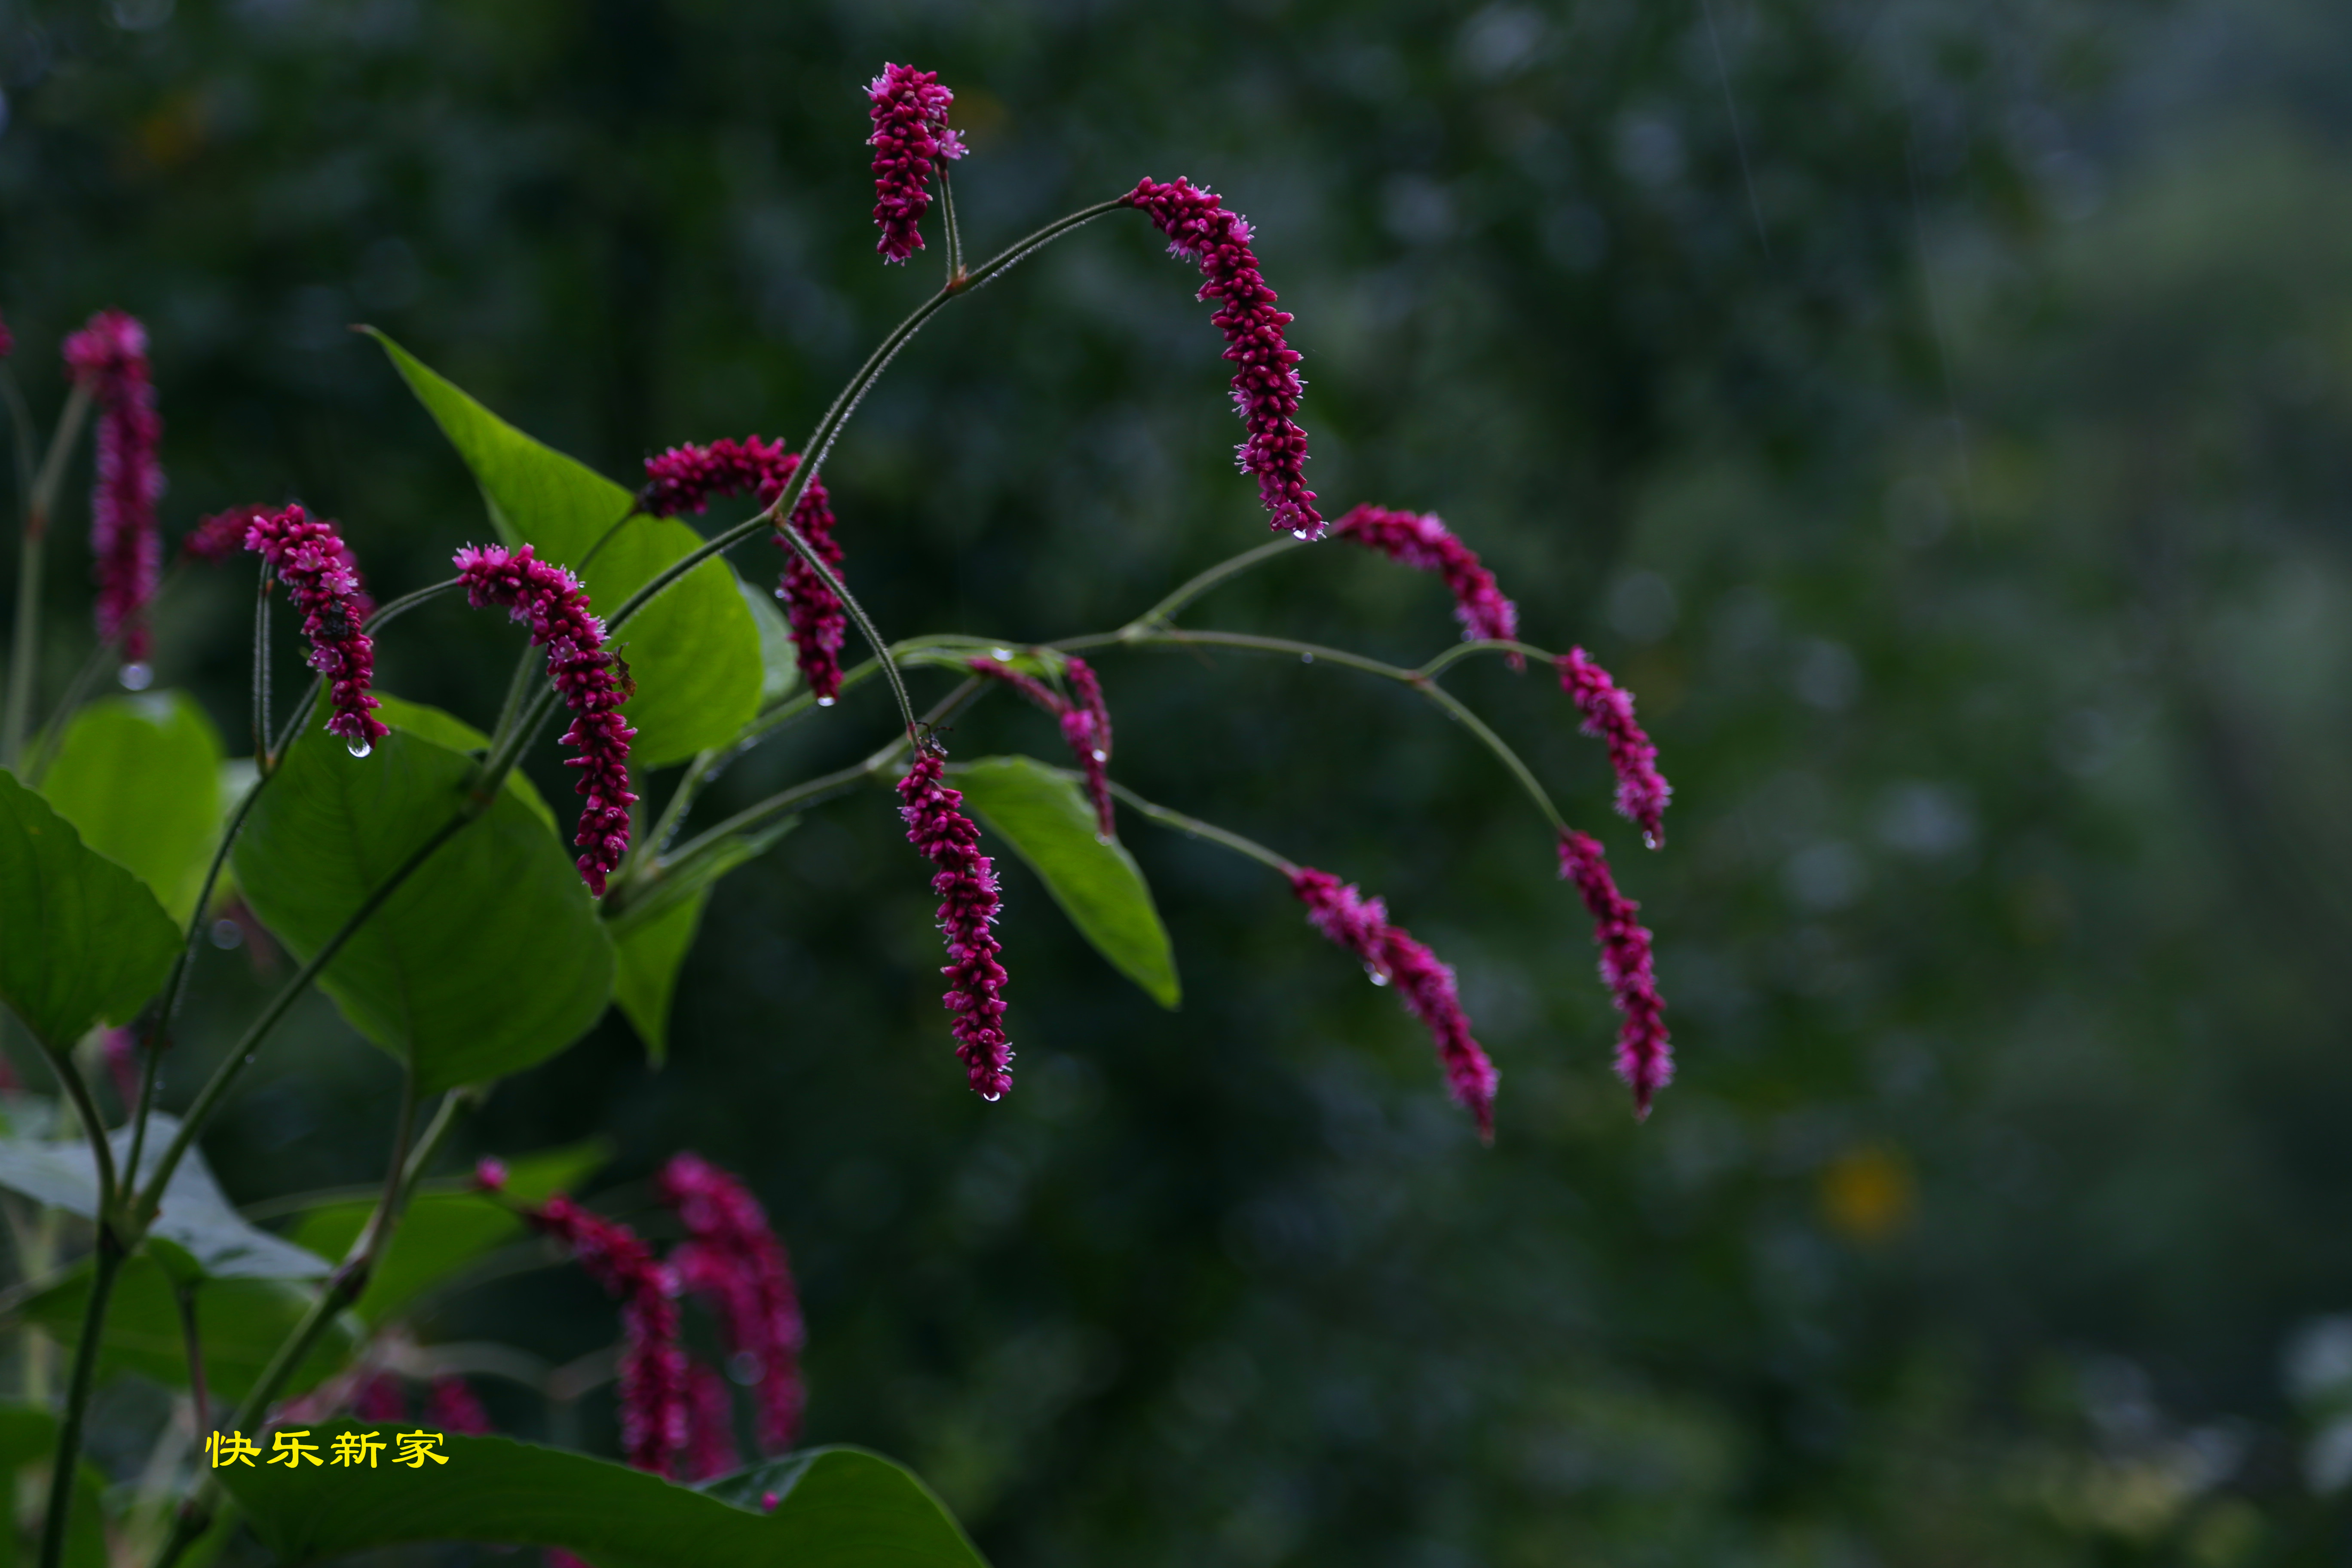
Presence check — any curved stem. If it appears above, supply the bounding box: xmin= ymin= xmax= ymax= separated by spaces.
xmin=1103 ymin=780 xmax=1297 ymax=875
xmin=778 ymin=518 xmax=914 ymax=738
xmin=38 ymin=1238 xmax=117 ymax=1568
xmin=251 ymin=563 xmax=273 ymax=765
xmin=4 ymin=385 xmax=93 ymax=773
xmin=35 ymin=1040 xmax=116 ymax=1221
xmin=1417 ymin=638 xmax=1558 ymax=679
xmin=1124 ymin=537 xmax=1302 ymax=631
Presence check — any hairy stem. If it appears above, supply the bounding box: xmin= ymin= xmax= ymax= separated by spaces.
xmin=1416 ymin=638 xmax=1558 ymax=678
xmin=779 ymin=517 xmax=916 ymax=737
xmin=174 ymin=1283 xmax=210 ymax=1437
xmin=39 ymin=1237 xmax=117 ymax=1568
xmin=1103 ymin=780 xmax=1298 ymax=875
xmin=1126 ymin=537 xmax=1302 ymax=630
xmin=251 ymin=562 xmax=273 ymax=765
xmin=3 ymin=384 xmax=93 ymax=773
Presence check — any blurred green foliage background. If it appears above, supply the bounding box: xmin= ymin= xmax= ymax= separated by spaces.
xmin=9 ymin=0 xmax=2352 ymax=1562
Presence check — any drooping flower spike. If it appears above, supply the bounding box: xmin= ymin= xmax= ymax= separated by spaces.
xmin=966 ymin=654 xmax=1117 ymax=840
xmin=1123 ymin=177 xmax=1323 ymax=540
xmin=426 ymin=1375 xmax=493 ymax=1436
xmin=1557 ymin=648 xmax=1671 ymax=848
xmin=867 ymin=62 xmax=966 ymax=264
xmin=0 ymin=308 xmax=13 ymax=360
xmin=243 ymin=504 xmax=389 ymax=752
xmin=656 ymin=1153 xmax=806 ymax=1454
xmin=1333 ymin=505 xmax=1520 ymax=659
xmin=452 ymin=542 xmax=638 ymax=895
xmin=62 ymin=311 xmax=163 ymax=663
xmin=1556 ymin=830 xmax=1672 ymax=1118
xmin=640 ymin=437 xmax=849 ymax=704
xmin=183 ymin=503 xmax=262 ymax=564
xmin=521 ymin=1193 xmax=687 ymax=1475
xmin=899 ymin=747 xmax=1014 ymax=1099
xmin=681 ymin=1363 xmax=739 ymax=1482
xmin=1291 ymin=867 xmax=1499 ymax=1140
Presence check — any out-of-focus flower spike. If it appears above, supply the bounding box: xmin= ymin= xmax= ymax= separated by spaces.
xmin=681 ymin=1363 xmax=739 ymax=1481
xmin=640 ymin=438 xmax=848 ymax=704
xmin=183 ymin=504 xmax=263 ymax=564
xmin=1290 ymin=867 xmax=1499 ymax=1139
xmin=867 ymin=63 xmax=966 ymax=263
xmin=1333 ymin=505 xmax=1520 ymax=661
xmin=242 ymin=505 xmax=388 ymax=752
xmin=1556 ymin=830 xmax=1672 ymax=1118
xmin=966 ymin=654 xmax=1118 ymax=839
xmin=353 ymin=1373 xmax=407 ymax=1424
xmin=898 ymin=748 xmax=1014 ymax=1099
xmin=62 ymin=311 xmax=162 ymax=664
xmin=99 ymin=1027 xmax=139 ymax=1108
xmin=521 ymin=1193 xmax=686 ymax=1475
xmin=0 ymin=308 xmax=13 ymax=360
xmin=1122 ymin=177 xmax=1323 ymax=539
xmin=426 ymin=1375 xmax=491 ymax=1436
xmin=1557 ymin=648 xmax=1672 ymax=848
xmin=656 ymin=1153 xmax=806 ymax=1454
xmin=452 ymin=543 xmax=638 ymax=894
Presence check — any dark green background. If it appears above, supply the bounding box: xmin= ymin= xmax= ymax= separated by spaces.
xmin=8 ymin=0 xmax=2352 ymax=1562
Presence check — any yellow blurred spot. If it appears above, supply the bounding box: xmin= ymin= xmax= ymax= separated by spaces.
xmin=1818 ymin=1142 xmax=1915 ymax=1243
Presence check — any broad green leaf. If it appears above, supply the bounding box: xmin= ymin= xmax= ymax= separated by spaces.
xmin=739 ymin=574 xmax=800 ymax=705
xmin=614 ymin=887 xmax=705 ymax=1063
xmin=18 ymin=1258 xmax=359 ymax=1404
xmin=954 ymin=756 xmax=1180 ymax=1009
xmin=0 ymin=1406 xmax=111 ymax=1568
xmin=220 ymin=1431 xmax=988 ymax=1568
xmin=371 ymin=692 xmax=557 ymax=836
xmin=0 ymin=769 xmax=180 ymax=1048
xmin=233 ymin=719 xmax=614 ymax=1093
xmin=288 ymin=1139 xmax=608 ymax=1323
xmin=38 ymin=691 xmax=224 ymax=921
xmin=371 ymin=331 xmax=760 ymax=767
xmin=0 ymin=1116 xmax=327 ymax=1280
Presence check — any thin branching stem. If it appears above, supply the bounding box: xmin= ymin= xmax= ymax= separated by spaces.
xmin=1126 ymin=537 xmax=1302 ymax=630
xmin=1103 ymin=780 xmax=1298 ymax=875
xmin=3 ymin=384 xmax=92 ymax=772
xmin=39 ymin=1238 xmax=117 ymax=1568
xmin=250 ymin=562 xmax=273 ymax=765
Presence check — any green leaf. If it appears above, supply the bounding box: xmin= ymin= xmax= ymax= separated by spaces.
xmin=614 ymin=887 xmax=705 ymax=1063
xmin=219 ymin=1430 xmax=988 ymax=1568
xmin=287 ymin=1139 xmax=609 ymax=1323
xmin=0 ymin=1405 xmax=111 ymax=1568
xmin=0 ymin=769 xmax=181 ymax=1048
xmin=953 ymin=756 xmax=1180 ymax=1009
xmin=370 ymin=331 xmax=761 ymax=768
xmin=370 ymin=692 xmax=557 ymax=836
xmin=37 ymin=691 xmax=224 ymax=922
xmin=233 ymin=717 xmax=614 ymax=1094
xmin=0 ymin=1116 xmax=327 ymax=1280
xmin=18 ymin=1258 xmax=359 ymax=1404
xmin=739 ymin=573 xmax=800 ymax=706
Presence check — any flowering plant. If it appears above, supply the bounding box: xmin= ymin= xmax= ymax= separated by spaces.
xmin=0 ymin=61 xmax=1672 ymax=1568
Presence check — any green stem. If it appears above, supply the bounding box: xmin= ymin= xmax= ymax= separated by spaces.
xmin=251 ymin=562 xmax=273 ymax=765
xmin=3 ymin=384 xmax=93 ymax=774
xmin=39 ymin=1237 xmax=117 ymax=1568
xmin=1416 ymin=638 xmax=1557 ymax=678
xmin=174 ymin=1282 xmax=210 ymax=1437
xmin=1102 ymin=780 xmax=1298 ymax=874
xmin=35 ymin=1039 xmax=116 ymax=1222
xmin=778 ymin=517 xmax=915 ymax=737
xmin=1125 ymin=537 xmax=1302 ymax=630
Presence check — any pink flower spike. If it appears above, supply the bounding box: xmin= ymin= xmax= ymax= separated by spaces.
xmin=1556 ymin=830 xmax=1672 ymax=1118
xmin=184 ymin=504 xmax=265 ymax=564
xmin=1123 ymin=177 xmax=1323 ymax=539
xmin=426 ymin=1375 xmax=492 ymax=1435
xmin=473 ymin=1157 xmax=509 ymax=1193
xmin=242 ymin=505 xmax=389 ymax=753
xmin=0 ymin=309 xmax=13 ymax=360
xmin=1290 ymin=868 xmax=1499 ymax=1140
xmin=523 ymin=1193 xmax=686 ymax=1475
xmin=1557 ymin=649 xmax=1672 ymax=848
xmin=62 ymin=311 xmax=162 ymax=663
xmin=867 ymin=62 xmax=967 ymax=263
xmin=682 ymin=1363 xmax=740 ymax=1481
xmin=966 ymin=655 xmax=1117 ymax=840
xmin=352 ymin=1372 xmax=406 ymax=1424
xmin=898 ymin=748 xmax=1014 ymax=1099
xmin=452 ymin=542 xmax=639 ymax=894
xmin=656 ymin=1153 xmax=807 ymax=1454
xmin=1333 ymin=505 xmax=1520 ymax=661
xmin=640 ymin=438 xmax=848 ymax=705
xmin=100 ymin=1027 xmax=139 ymax=1108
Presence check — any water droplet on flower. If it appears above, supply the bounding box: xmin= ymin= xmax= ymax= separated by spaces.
xmin=816 ymin=696 xmax=836 ymax=708
xmin=1091 ymin=749 xmax=1108 ymax=763
xmin=1290 ymin=529 xmax=1311 ymax=541
xmin=209 ymin=919 xmax=243 ymax=951
xmin=346 ymin=739 xmax=373 ymax=759
xmin=1642 ymin=830 xmax=1661 ymax=850
xmin=1300 ymin=652 xmax=1314 ymax=665
xmin=118 ymin=662 xmax=153 ymax=691
xmin=990 ymin=648 xmax=1014 ymax=662
xmin=1367 ymin=970 xmax=1390 ymax=987
xmin=774 ymin=586 xmax=789 ymax=600
xmin=981 ymin=1090 xmax=1003 ymax=1102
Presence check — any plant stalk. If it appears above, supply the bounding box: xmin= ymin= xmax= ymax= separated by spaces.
xmin=2 ymin=384 xmax=93 ymax=773
xmin=38 ymin=1236 xmax=119 ymax=1568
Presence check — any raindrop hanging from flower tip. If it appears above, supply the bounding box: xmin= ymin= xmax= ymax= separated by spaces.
xmin=346 ymin=738 xmax=373 ymax=759
xmin=118 ymin=662 xmax=153 ymax=691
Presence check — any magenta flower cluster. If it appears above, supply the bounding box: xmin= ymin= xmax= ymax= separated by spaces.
xmin=522 ymin=1193 xmax=687 ymax=1475
xmin=243 ymin=505 xmax=389 ymax=751
xmin=183 ymin=503 xmax=263 ymax=565
xmin=62 ymin=310 xmax=163 ymax=663
xmin=1556 ymin=830 xmax=1672 ymax=1118
xmin=656 ymin=1152 xmax=806 ymax=1455
xmin=867 ymin=62 xmax=966 ymax=263
xmin=426 ymin=1375 xmax=493 ymax=1436
xmin=1123 ymin=177 xmax=1323 ymax=539
xmin=1291 ymin=867 xmax=1499 ymax=1140
xmin=899 ymin=749 xmax=1014 ymax=1099
xmin=1557 ymin=648 xmax=1672 ymax=848
xmin=640 ymin=436 xmax=848 ymax=704
xmin=1332 ymin=503 xmax=1521 ymax=659
xmin=0 ymin=307 xmax=12 ymax=360
xmin=452 ymin=543 xmax=638 ymax=895
xmin=967 ymin=654 xmax=1117 ymax=839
